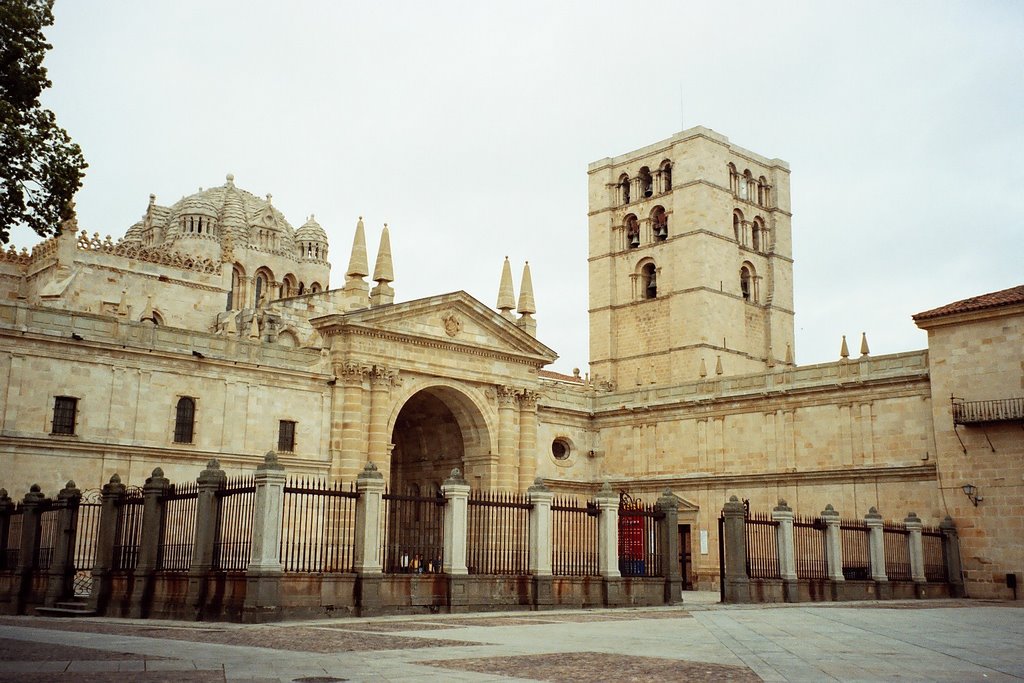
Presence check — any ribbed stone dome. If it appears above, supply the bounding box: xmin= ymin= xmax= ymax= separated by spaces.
xmin=295 ymin=215 xmax=328 ymax=243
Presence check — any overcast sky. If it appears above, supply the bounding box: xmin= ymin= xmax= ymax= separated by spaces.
xmin=12 ymin=0 xmax=1023 ymax=373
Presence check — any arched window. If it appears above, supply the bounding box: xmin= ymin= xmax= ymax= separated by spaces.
xmin=298 ymin=282 xmax=306 ymax=295
xmin=174 ymin=397 xmax=195 ymax=444
xmin=733 ymin=209 xmax=744 ymax=243
xmin=641 ymin=262 xmax=658 ymax=299
xmin=758 ymin=176 xmax=769 ymax=207
xmin=281 ymin=274 xmax=297 ymax=298
xmin=639 ymin=167 xmax=653 ymax=198
xmin=740 ymin=262 xmax=757 ymax=303
xmin=751 ymin=218 xmax=761 ymax=252
xmin=728 ymin=163 xmax=739 ymax=195
xmin=651 ymin=206 xmax=668 ymax=241
xmin=254 ymin=268 xmax=274 ymax=306
xmin=309 ymin=282 xmax=322 ymax=294
xmin=624 ymin=214 xmax=640 ymax=249
xmin=619 ymin=174 xmax=631 ymax=205
xmin=228 ymin=264 xmax=245 ymax=310
xmin=659 ymin=160 xmax=672 ymax=192
xmin=742 ymin=170 xmax=754 ymax=201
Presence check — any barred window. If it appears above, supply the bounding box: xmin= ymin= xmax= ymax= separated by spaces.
xmin=278 ymin=420 xmax=296 ymax=452
xmin=174 ymin=397 xmax=195 ymax=444
xmin=51 ymin=396 xmax=77 ymax=435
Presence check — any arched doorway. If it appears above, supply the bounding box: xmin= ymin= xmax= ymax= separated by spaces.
xmin=389 ymin=385 xmax=492 ymax=494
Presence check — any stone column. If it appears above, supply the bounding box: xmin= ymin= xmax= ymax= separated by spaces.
xmin=821 ymin=504 xmax=845 ymax=582
xmin=657 ymin=489 xmax=682 ymax=605
xmin=442 ymin=469 xmax=470 ymax=576
xmin=593 ymin=483 xmax=623 ymax=606
xmin=187 ymin=459 xmax=226 ymax=619
xmin=496 ymin=386 xmax=518 ymax=490
xmin=16 ymin=485 xmax=47 ymax=613
xmin=334 ymin=361 xmax=367 ymax=482
xmin=904 ymin=512 xmax=927 ymax=596
xmin=722 ymin=495 xmax=750 ymax=603
xmin=527 ymin=478 xmax=553 ymax=608
xmin=865 ymin=507 xmax=888 ymax=599
xmin=45 ymin=481 xmax=82 ymax=607
xmin=244 ymin=452 xmax=287 ymax=622
xmin=517 ymin=391 xmax=539 ymax=492
xmin=129 ymin=468 xmax=169 ymax=618
xmin=940 ymin=516 xmax=965 ymax=598
xmin=353 ymin=461 xmax=385 ymax=616
xmin=772 ymin=499 xmax=798 ymax=602
xmin=368 ymin=365 xmax=396 ymax=483
xmin=88 ymin=475 xmax=126 ymax=614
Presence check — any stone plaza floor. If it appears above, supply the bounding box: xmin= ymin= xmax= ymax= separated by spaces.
xmin=0 ymin=592 xmax=1021 ymax=682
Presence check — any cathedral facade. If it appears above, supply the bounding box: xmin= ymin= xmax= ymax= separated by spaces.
xmin=0 ymin=127 xmax=1020 ymax=599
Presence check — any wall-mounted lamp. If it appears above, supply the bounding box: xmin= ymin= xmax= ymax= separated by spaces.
xmin=961 ymin=483 xmax=983 ymax=506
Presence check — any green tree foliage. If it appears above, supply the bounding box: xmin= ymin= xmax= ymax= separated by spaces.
xmin=0 ymin=0 xmax=86 ymax=244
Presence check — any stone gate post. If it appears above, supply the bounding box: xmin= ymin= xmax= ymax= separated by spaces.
xmin=130 ymin=468 xmax=169 ymax=618
xmin=354 ymin=462 xmax=385 ymax=615
xmin=45 ymin=481 xmax=82 ymax=606
xmin=594 ymin=483 xmax=623 ymax=606
xmin=244 ymin=452 xmax=287 ymax=622
xmin=904 ymin=512 xmax=927 ymax=596
xmin=187 ymin=459 xmax=226 ymax=619
xmin=442 ymin=468 xmax=471 ymax=610
xmin=527 ymin=478 xmax=553 ymax=608
xmin=865 ymin=507 xmax=889 ymax=599
xmin=16 ymin=485 xmax=47 ymax=613
xmin=772 ymin=500 xmax=798 ymax=602
xmin=722 ymin=495 xmax=750 ymax=604
xmin=657 ymin=489 xmax=682 ymax=605
xmin=821 ymin=504 xmax=845 ymax=585
xmin=940 ymin=516 xmax=965 ymax=598
xmin=88 ymin=475 xmax=125 ymax=615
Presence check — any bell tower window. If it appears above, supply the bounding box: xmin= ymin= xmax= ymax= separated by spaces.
xmin=625 ymin=214 xmax=640 ymax=249
xmin=642 ymin=262 xmax=658 ymax=299
xmin=619 ymin=174 xmax=631 ymax=205
xmin=639 ymin=167 xmax=653 ymax=198
xmin=740 ymin=262 xmax=757 ymax=303
xmin=659 ymin=160 xmax=672 ymax=192
xmin=651 ymin=206 xmax=668 ymax=241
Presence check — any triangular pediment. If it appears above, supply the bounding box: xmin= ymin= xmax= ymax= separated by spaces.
xmin=312 ymin=291 xmax=557 ymax=366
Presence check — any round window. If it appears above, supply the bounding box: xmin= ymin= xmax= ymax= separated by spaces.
xmin=552 ymin=438 xmax=570 ymax=460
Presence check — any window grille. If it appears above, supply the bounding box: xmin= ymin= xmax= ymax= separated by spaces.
xmin=52 ymin=396 xmax=77 ymax=435
xmin=278 ymin=420 xmax=296 ymax=452
xmin=174 ymin=397 xmax=195 ymax=443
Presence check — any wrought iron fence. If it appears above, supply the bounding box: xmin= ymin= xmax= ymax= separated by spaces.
xmin=922 ymin=528 xmax=947 ymax=582
xmin=382 ymin=488 xmax=446 ymax=574
xmin=3 ymin=507 xmax=24 ymax=569
xmin=952 ymin=396 xmax=1024 ymax=424
xmin=213 ymin=476 xmax=255 ymax=571
xmin=551 ymin=495 xmax=599 ymax=576
xmin=281 ymin=478 xmax=358 ymax=573
xmin=36 ymin=501 xmax=60 ymax=570
xmin=793 ymin=515 xmax=828 ymax=579
xmin=840 ymin=519 xmax=871 ymax=580
xmin=466 ymin=490 xmax=531 ymax=575
xmin=157 ymin=481 xmax=199 ymax=571
xmin=112 ymin=488 xmax=145 ymax=571
xmin=74 ymin=494 xmax=102 ymax=595
xmin=618 ymin=494 xmax=664 ymax=577
xmin=744 ymin=511 xmax=780 ymax=579
xmin=883 ymin=520 xmax=912 ymax=581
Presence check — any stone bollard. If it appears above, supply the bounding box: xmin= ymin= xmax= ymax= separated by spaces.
xmin=657 ymin=489 xmax=682 ymax=605
xmin=187 ymin=459 xmax=226 ymax=620
xmin=16 ymin=485 xmax=47 ymax=613
xmin=353 ymin=462 xmax=385 ymax=615
xmin=130 ymin=468 xmax=169 ymax=618
xmin=527 ymin=477 xmax=554 ymax=609
xmin=89 ymin=475 xmax=126 ymax=615
xmin=722 ymin=495 xmax=750 ymax=603
xmin=904 ymin=512 xmax=927 ymax=597
xmin=772 ymin=499 xmax=798 ymax=602
xmin=45 ymin=481 xmax=82 ymax=606
xmin=940 ymin=516 xmax=965 ymax=598
xmin=243 ymin=452 xmax=287 ymax=622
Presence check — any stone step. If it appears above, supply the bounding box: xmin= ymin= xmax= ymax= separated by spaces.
xmin=36 ymin=604 xmax=97 ymax=618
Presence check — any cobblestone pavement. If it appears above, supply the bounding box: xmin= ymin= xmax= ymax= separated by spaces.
xmin=0 ymin=593 xmax=1021 ymax=682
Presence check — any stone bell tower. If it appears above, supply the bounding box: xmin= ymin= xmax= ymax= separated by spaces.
xmin=587 ymin=126 xmax=795 ymax=388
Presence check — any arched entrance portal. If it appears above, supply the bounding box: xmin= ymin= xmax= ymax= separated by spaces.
xmin=389 ymin=386 xmax=491 ymax=494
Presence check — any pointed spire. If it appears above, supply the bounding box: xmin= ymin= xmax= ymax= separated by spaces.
xmin=225 ymin=312 xmax=237 ymax=335
xmin=346 ymin=217 xmax=369 ymax=279
xmin=249 ymin=314 xmax=260 ymax=340
xmin=497 ymin=256 xmax=516 ymax=320
xmin=840 ymin=335 xmax=850 ymax=359
xmin=715 ymin=355 xmax=723 ymax=376
xmin=766 ymin=346 xmax=775 ymax=368
xmin=785 ymin=343 xmax=794 ymax=365
xmin=699 ymin=357 xmax=707 ymax=378
xmin=140 ymin=295 xmax=157 ymax=325
xmin=860 ymin=332 xmax=870 ymax=357
xmin=117 ymin=289 xmax=128 ymax=317
xmin=515 ymin=261 xmax=537 ymax=336
xmin=370 ymin=224 xmax=395 ymax=307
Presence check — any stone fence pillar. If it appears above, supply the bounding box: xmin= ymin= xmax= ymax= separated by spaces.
xmin=940 ymin=516 xmax=965 ymax=598
xmin=441 ymin=469 xmax=470 ymax=576
xmin=904 ymin=512 xmax=927 ymax=595
xmin=188 ymin=459 xmax=226 ymax=619
xmin=45 ymin=481 xmax=82 ymax=606
xmin=130 ymin=468 xmax=169 ymax=618
xmin=772 ymin=499 xmax=798 ymax=602
xmin=88 ymin=475 xmax=126 ymax=614
xmin=244 ymin=452 xmax=287 ymax=622
xmin=594 ymin=483 xmax=623 ymax=607
xmin=16 ymin=485 xmax=47 ymax=613
xmin=722 ymin=495 xmax=750 ymax=603
xmin=353 ymin=462 xmax=384 ymax=615
xmin=0 ymin=490 xmax=13 ymax=571
xmin=821 ymin=504 xmax=845 ymax=582
xmin=527 ymin=478 xmax=553 ymax=608
xmin=657 ymin=490 xmax=682 ymax=605
xmin=865 ymin=506 xmax=889 ymax=598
